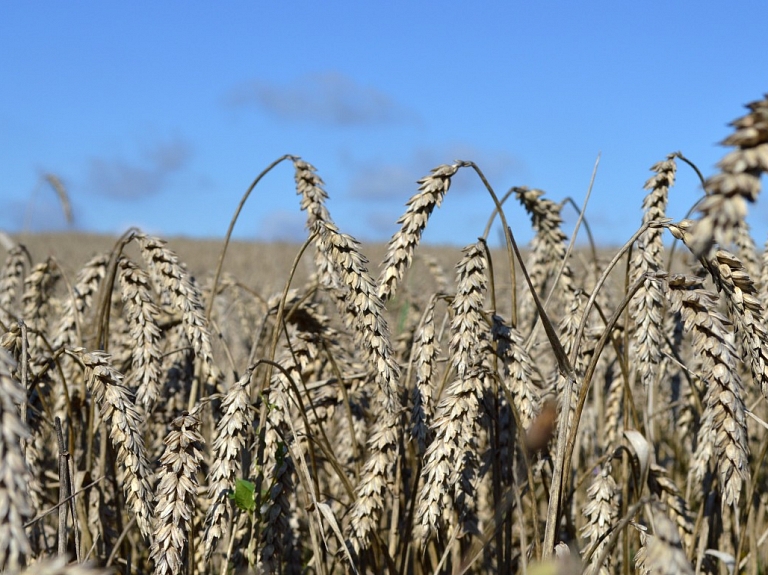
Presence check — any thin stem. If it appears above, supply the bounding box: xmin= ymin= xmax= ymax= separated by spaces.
xmin=205 ymin=154 xmax=295 ymax=321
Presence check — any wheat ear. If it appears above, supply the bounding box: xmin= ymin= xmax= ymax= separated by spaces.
xmin=491 ymin=314 xmax=542 ymax=431
xmin=416 ymin=241 xmax=490 ymax=541
xmin=150 ymin=410 xmax=205 ymax=575
xmin=635 ymin=511 xmax=694 ymax=575
xmin=410 ymin=294 xmax=440 ymax=454
xmin=581 ymin=463 xmax=618 ymax=575
xmin=378 ymin=163 xmax=460 ymax=302
xmin=705 ymin=249 xmax=768 ymax=400
xmin=666 ymin=275 xmax=749 ymax=508
xmin=118 ymin=257 xmax=163 ymax=410
xmin=76 ymin=349 xmax=154 ymax=538
xmin=0 ymin=245 xmax=30 ymax=328
xmin=0 ymin=349 xmax=33 ymax=571
xmin=315 ymin=221 xmax=401 ymax=413
xmin=690 ymin=93 xmax=768 ymax=256
xmin=135 ymin=233 xmax=215 ymax=404
xmin=202 ymin=369 xmax=254 ymax=562
xmin=630 ymin=156 xmax=675 ymax=389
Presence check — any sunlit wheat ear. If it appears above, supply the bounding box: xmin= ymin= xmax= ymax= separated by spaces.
xmin=491 ymin=314 xmax=542 ymax=430
xmin=203 ymin=369 xmax=254 ymax=562
xmin=705 ymin=249 xmax=768 ymax=400
xmin=581 ymin=464 xmax=618 ymax=575
xmin=348 ymin=398 xmax=400 ymax=552
xmin=411 ymin=295 xmax=440 ymax=454
xmin=118 ymin=257 xmax=163 ymax=411
xmin=666 ymin=274 xmax=749 ymax=509
xmin=689 ymin=94 xmax=768 ymax=257
xmin=761 ymin=236 xmax=768 ymax=304
xmin=630 ymin=156 xmax=675 ymax=390
xmin=135 ymin=234 xmax=214 ymax=373
xmin=259 ymin=378 xmax=297 ymax=573
xmin=293 ymin=158 xmax=332 ymax=229
xmin=0 ymin=350 xmax=33 ymax=571
xmin=150 ymin=410 xmax=205 ymax=575
xmin=732 ymin=220 xmax=761 ymax=287
xmin=377 ymin=163 xmax=460 ymax=302
xmin=76 ymin=349 xmax=154 ymax=539
xmin=0 ymin=245 xmax=29 ymax=327
xmin=315 ymin=221 xmax=401 ymax=413
xmin=635 ymin=512 xmax=694 ymax=575
xmin=514 ymin=186 xmax=575 ymax=310
xmin=416 ymin=241 xmax=490 ymax=541
xmin=673 ymin=223 xmax=768 ymax=401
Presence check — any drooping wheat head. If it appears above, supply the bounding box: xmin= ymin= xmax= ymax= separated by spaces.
xmin=378 ymin=163 xmax=460 ymax=302
xmin=689 ymin=94 xmax=768 ymax=256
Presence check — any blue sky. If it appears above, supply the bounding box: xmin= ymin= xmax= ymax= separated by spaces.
xmin=3 ymin=2 xmax=768 ymax=248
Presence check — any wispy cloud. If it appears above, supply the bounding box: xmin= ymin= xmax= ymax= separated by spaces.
xmin=226 ymin=71 xmax=419 ymax=127
xmin=0 ymin=198 xmax=71 ymax=233
xmin=87 ymin=138 xmax=192 ymax=200
xmin=255 ymin=209 xmax=307 ymax=242
xmin=345 ymin=144 xmax=526 ymax=200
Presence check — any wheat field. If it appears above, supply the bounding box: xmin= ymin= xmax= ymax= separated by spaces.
xmin=1 ymin=93 xmax=767 ymax=575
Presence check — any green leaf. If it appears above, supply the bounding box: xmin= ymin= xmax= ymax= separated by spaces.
xmin=229 ymin=479 xmax=256 ymax=512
